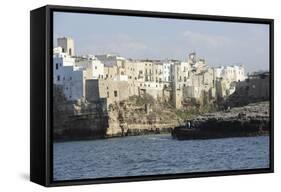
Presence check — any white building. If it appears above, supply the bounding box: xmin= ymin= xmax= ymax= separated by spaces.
xmin=53 ymin=47 xmax=86 ymax=101
xmin=95 ymin=54 xmax=126 ymax=67
xmin=215 ymin=65 xmax=245 ymax=82
xmin=53 ymin=37 xmax=248 ymax=105
xmin=76 ymin=55 xmax=104 ymax=79
xmin=162 ymin=61 xmax=173 ymax=82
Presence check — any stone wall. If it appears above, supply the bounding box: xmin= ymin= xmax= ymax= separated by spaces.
xmin=85 ymin=79 xmax=130 ymax=107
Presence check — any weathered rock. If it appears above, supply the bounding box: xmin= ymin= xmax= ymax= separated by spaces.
xmin=172 ymin=101 xmax=270 ymax=140
xmin=105 ymin=99 xmax=181 ymax=138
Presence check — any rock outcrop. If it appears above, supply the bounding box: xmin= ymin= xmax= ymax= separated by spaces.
xmin=53 ymin=94 xmax=182 ymax=141
xmin=172 ymin=101 xmax=270 ymax=140
xmin=105 ymin=96 xmax=181 ymax=137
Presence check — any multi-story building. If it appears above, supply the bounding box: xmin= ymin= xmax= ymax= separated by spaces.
xmin=75 ymin=55 xmax=104 ymax=79
xmin=214 ymin=65 xmax=245 ymax=99
xmin=162 ymin=61 xmax=173 ymax=82
xmin=215 ymin=65 xmax=245 ymax=82
xmin=153 ymin=62 xmax=164 ymax=83
xmin=53 ymin=47 xmax=87 ymax=101
xmin=53 ymin=37 xmax=249 ymax=109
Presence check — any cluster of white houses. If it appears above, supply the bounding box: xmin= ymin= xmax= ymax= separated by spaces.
xmin=53 ymin=37 xmax=247 ymax=108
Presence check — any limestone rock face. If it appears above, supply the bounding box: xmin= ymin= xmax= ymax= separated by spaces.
xmin=53 ymin=94 xmax=183 ymax=141
xmin=53 ymin=100 xmax=109 ymax=141
xmin=105 ymin=98 xmax=181 ymax=137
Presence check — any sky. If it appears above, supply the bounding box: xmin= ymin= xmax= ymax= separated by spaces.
xmin=54 ymin=12 xmax=270 ymax=73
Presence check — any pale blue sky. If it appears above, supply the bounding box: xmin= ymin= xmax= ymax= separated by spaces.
xmin=54 ymin=12 xmax=270 ymax=72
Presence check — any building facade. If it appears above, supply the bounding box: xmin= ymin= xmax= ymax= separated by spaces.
xmin=57 ymin=37 xmax=75 ymax=56
xmin=53 ymin=37 xmax=251 ymax=109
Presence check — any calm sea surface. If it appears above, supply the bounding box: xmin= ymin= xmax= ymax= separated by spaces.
xmin=53 ymin=135 xmax=269 ymax=181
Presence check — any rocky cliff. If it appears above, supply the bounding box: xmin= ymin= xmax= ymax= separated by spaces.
xmin=54 ymin=84 xmax=270 ymax=141
xmin=53 ymin=93 xmax=182 ymax=141
xmin=105 ymin=95 xmax=181 ymax=137
xmin=172 ymin=101 xmax=270 ymax=140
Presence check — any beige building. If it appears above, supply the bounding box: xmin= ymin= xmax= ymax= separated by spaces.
xmin=54 ymin=38 xmax=250 ymax=109
xmin=57 ymin=37 xmax=75 ymax=56
xmin=86 ymin=79 xmax=130 ymax=107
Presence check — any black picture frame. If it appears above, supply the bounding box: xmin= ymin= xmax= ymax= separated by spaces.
xmin=30 ymin=5 xmax=274 ymax=187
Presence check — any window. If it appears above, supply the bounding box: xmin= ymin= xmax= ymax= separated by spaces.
xmin=107 ymin=91 xmax=109 ymax=98
xmin=114 ymin=91 xmax=118 ymax=97
xmin=56 ymin=63 xmax=58 ymax=70
xmin=57 ymin=75 xmax=60 ymax=81
xmin=69 ymin=48 xmax=72 ymax=55
xmin=95 ymin=66 xmax=97 ymax=69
